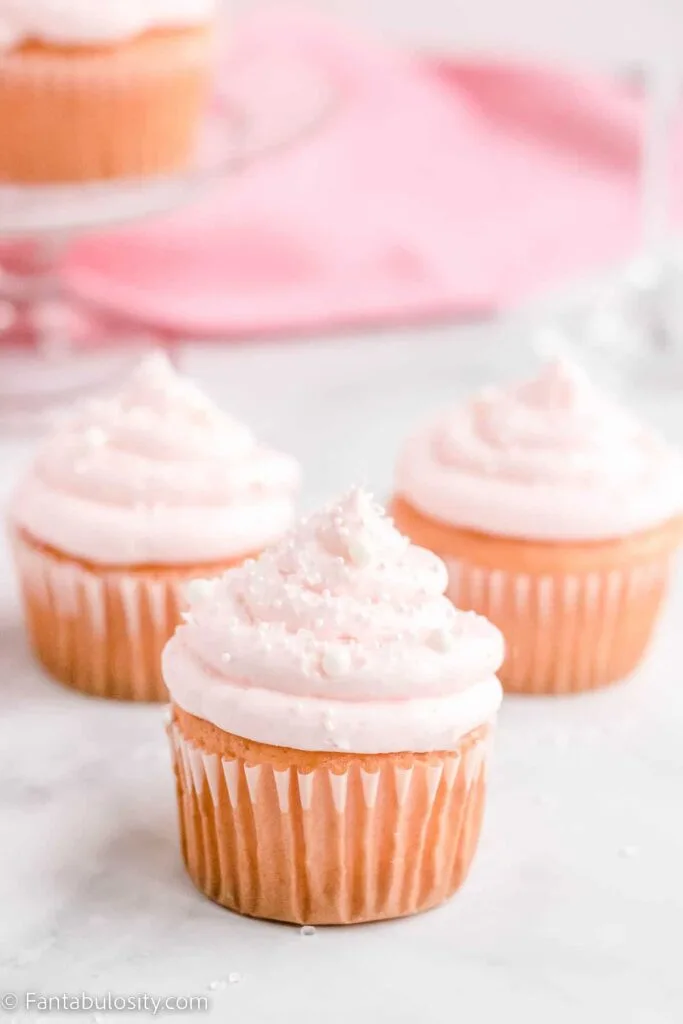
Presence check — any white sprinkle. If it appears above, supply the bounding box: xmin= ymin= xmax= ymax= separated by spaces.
xmin=85 ymin=427 xmax=107 ymax=446
xmin=301 ymin=925 xmax=316 ymax=936
xmin=208 ymin=979 xmax=228 ymax=991
xmin=228 ymin=972 xmax=242 ymax=985
xmin=619 ymin=845 xmax=640 ymax=859
xmin=428 ymin=628 xmax=454 ymax=653
xmin=347 ymin=535 xmax=374 ymax=567
xmin=321 ymin=647 xmax=351 ymax=677
xmin=221 ymin=653 xmax=232 ymax=664
xmin=185 ymin=577 xmax=217 ymax=605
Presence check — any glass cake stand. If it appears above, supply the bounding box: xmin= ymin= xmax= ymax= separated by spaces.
xmin=0 ymin=52 xmax=337 ymax=428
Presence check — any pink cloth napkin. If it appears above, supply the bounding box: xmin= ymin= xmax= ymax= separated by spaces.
xmin=63 ymin=10 xmax=649 ymax=337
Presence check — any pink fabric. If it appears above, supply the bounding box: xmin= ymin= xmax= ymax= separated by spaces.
xmin=63 ymin=11 xmax=649 ymax=337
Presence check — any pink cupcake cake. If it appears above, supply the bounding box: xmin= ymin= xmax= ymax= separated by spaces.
xmin=0 ymin=0 xmax=217 ymax=183
xmin=10 ymin=352 xmax=300 ymax=702
xmin=164 ymin=488 xmax=504 ymax=924
xmin=392 ymin=357 xmax=683 ymax=694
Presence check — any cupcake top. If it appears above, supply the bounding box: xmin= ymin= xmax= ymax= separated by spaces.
xmin=162 ymin=489 xmax=504 ymax=754
xmin=11 ymin=352 xmax=300 ymax=566
xmin=395 ymin=357 xmax=683 ymax=542
xmin=0 ymin=0 xmax=215 ymax=49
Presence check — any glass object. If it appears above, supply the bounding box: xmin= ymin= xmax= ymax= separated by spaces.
xmin=0 ymin=49 xmax=337 ymax=429
xmin=573 ymin=65 xmax=683 ymax=383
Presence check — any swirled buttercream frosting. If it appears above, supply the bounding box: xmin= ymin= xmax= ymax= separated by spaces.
xmin=395 ymin=357 xmax=683 ymax=541
xmin=162 ymin=489 xmax=504 ymax=753
xmin=11 ymin=352 xmax=300 ymax=565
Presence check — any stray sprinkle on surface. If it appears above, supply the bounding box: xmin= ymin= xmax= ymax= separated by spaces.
xmin=300 ymin=925 xmax=316 ymax=936
xmin=228 ymin=972 xmax=242 ymax=985
xmin=208 ymin=979 xmax=228 ymax=991
xmin=619 ymin=845 xmax=640 ymax=859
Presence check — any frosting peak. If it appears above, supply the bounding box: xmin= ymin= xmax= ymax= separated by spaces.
xmin=396 ymin=357 xmax=683 ymax=541
xmin=163 ymin=490 xmax=504 ymax=753
xmin=515 ymin=356 xmax=591 ymax=409
xmin=12 ymin=351 xmax=300 ymax=565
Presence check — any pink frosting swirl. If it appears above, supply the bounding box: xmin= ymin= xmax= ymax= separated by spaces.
xmin=11 ymin=353 xmax=300 ymax=565
xmin=396 ymin=358 xmax=683 ymax=541
xmin=162 ymin=489 xmax=504 ymax=753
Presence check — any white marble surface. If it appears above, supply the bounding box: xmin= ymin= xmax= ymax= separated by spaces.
xmin=1 ymin=325 xmax=682 ymax=1023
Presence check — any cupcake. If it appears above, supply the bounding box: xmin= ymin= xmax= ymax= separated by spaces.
xmin=10 ymin=352 xmax=300 ymax=702
xmin=0 ymin=0 xmax=216 ymax=183
xmin=392 ymin=357 xmax=683 ymax=695
xmin=163 ymin=488 xmax=504 ymax=924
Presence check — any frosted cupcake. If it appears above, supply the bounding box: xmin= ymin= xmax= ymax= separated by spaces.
xmin=392 ymin=357 xmax=683 ymax=695
xmin=10 ymin=353 xmax=300 ymax=702
xmin=0 ymin=1 xmax=216 ymax=183
xmin=164 ymin=488 xmax=504 ymax=925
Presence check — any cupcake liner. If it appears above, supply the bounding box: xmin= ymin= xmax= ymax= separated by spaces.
xmin=0 ymin=28 xmax=213 ymax=183
xmin=391 ymin=495 xmax=679 ymax=694
xmin=12 ymin=530 xmax=239 ymax=702
xmin=445 ymin=556 xmax=671 ymax=694
xmin=169 ymin=709 xmax=493 ymax=925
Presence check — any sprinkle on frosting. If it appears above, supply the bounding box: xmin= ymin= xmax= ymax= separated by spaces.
xmin=396 ymin=356 xmax=683 ymax=541
xmin=11 ymin=351 xmax=300 ymax=565
xmin=162 ymin=489 xmax=504 ymax=753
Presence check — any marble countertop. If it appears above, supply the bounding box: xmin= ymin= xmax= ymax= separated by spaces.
xmin=1 ymin=325 xmax=682 ymax=1024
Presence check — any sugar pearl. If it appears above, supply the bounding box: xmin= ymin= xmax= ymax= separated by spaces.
xmin=185 ymin=578 xmax=216 ymax=605
xmin=321 ymin=647 xmax=351 ymax=677
xmin=85 ymin=427 xmax=107 ymax=446
xmin=347 ymin=535 xmax=373 ymax=568
xmin=429 ymin=628 xmax=454 ymax=653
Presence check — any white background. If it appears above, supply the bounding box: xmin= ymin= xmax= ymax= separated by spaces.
xmin=243 ymin=0 xmax=683 ymax=67
xmin=1 ymin=325 xmax=682 ymax=1023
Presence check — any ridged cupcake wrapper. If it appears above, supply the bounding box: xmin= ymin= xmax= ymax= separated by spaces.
xmin=13 ymin=534 xmax=197 ymax=701
xmin=445 ymin=556 xmax=672 ymax=694
xmin=169 ymin=720 xmax=493 ymax=925
xmin=0 ymin=30 xmax=212 ymax=183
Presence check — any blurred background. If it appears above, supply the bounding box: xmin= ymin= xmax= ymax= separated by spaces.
xmin=3 ymin=0 xmax=683 ymax=425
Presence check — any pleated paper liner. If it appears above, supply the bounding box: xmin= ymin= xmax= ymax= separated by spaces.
xmin=0 ymin=27 xmax=213 ymax=183
xmin=391 ymin=497 xmax=683 ymax=695
xmin=12 ymin=528 xmax=251 ymax=702
xmin=169 ymin=705 xmax=495 ymax=925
